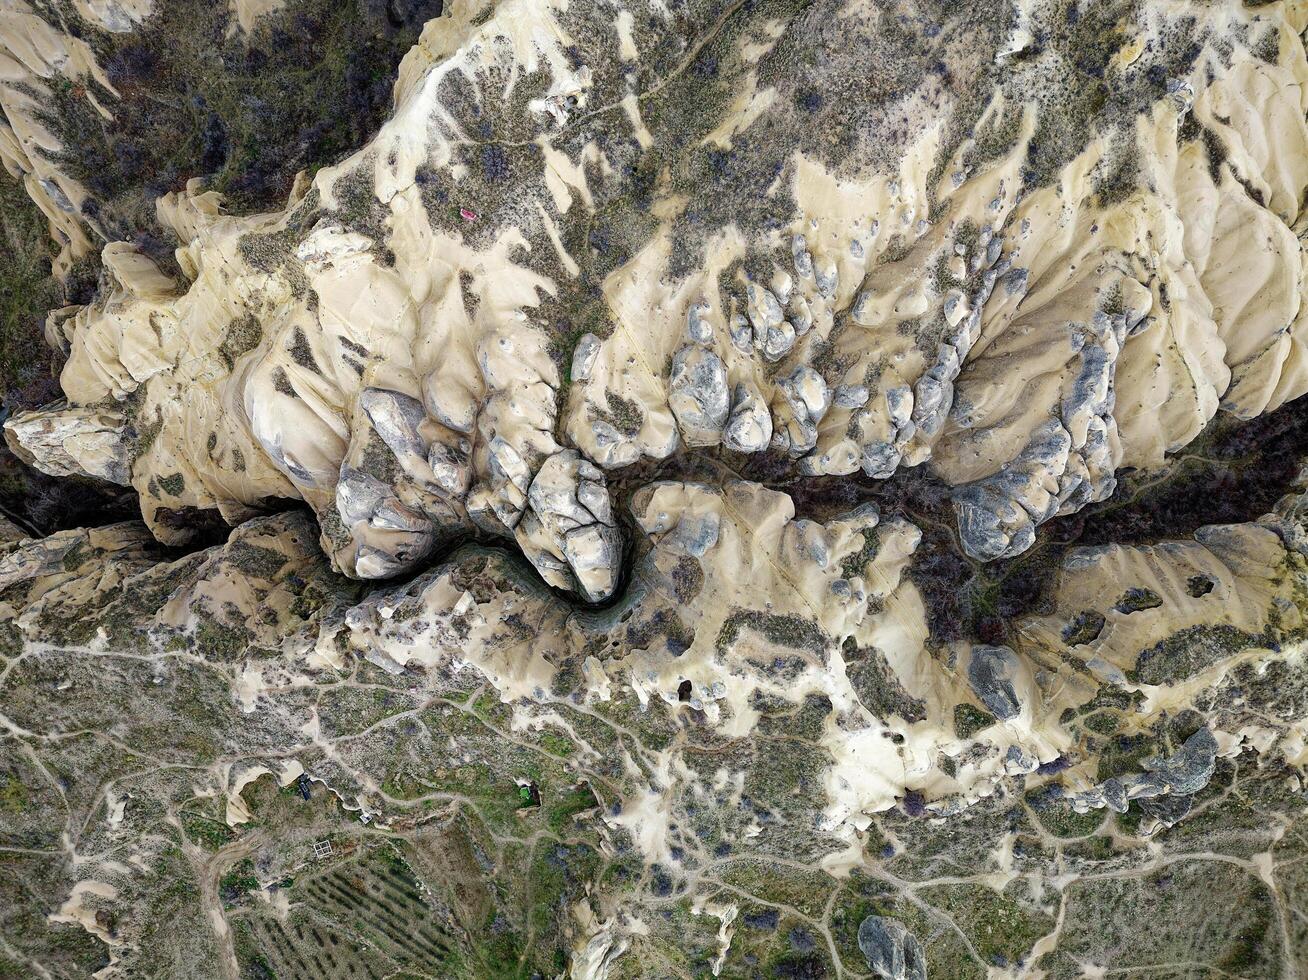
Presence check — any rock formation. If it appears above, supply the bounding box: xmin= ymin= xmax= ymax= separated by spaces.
xmin=3 ymin=0 xmax=1308 ymax=976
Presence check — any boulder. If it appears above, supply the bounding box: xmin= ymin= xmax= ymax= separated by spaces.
xmin=668 ymin=346 xmax=729 ymax=446
xmin=857 ymin=916 xmax=927 ymax=980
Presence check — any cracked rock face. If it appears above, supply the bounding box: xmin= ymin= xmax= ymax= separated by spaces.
xmin=966 ymin=644 xmax=1026 ymax=721
xmin=5 ymin=0 xmax=1308 ymax=977
xmin=859 ymin=916 xmax=927 ymax=980
xmin=667 ymin=345 xmax=730 ymax=447
xmin=3 ymin=401 xmax=132 ymax=487
xmin=8 ymin=0 xmax=1308 ymax=584
xmin=515 ymin=449 xmax=621 ymax=602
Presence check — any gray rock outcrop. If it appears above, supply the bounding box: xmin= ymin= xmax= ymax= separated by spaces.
xmin=515 ymin=450 xmax=622 ymax=602
xmin=966 ymin=644 xmax=1024 ymax=721
xmin=858 ymin=916 xmax=927 ymax=980
xmin=668 ymin=345 xmax=730 ymax=446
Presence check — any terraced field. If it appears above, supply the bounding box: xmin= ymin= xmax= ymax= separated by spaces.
xmin=232 ymin=843 xmax=459 ymax=978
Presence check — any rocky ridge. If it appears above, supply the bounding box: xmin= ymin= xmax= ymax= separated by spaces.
xmin=3 ymin=0 xmax=1308 ymax=977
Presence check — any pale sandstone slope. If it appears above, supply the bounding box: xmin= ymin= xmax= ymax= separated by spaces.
xmin=3 ymin=4 xmax=1308 ymax=969
xmin=5 ymin=0 xmax=1306 ymax=596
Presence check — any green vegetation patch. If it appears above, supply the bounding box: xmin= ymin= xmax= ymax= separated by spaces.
xmin=845 ymin=641 xmax=928 ymax=723
xmin=0 ymin=170 xmax=59 ymax=398
xmin=317 ymin=687 xmax=415 ymax=739
xmin=181 ymin=811 xmax=235 ymax=851
xmin=1062 ymin=610 xmax=1106 ymax=647
xmin=217 ymin=315 xmax=263 ymax=368
xmin=717 ymin=609 xmax=828 ymax=655
xmin=1114 ymin=587 xmax=1162 ymax=614
xmin=954 ymin=703 xmax=997 ymax=739
xmin=226 ymin=541 xmax=289 ymax=580
xmin=36 ymin=0 xmax=442 ymax=236
xmin=220 ymin=858 xmax=260 ymax=906
xmin=1052 ymin=862 xmax=1281 ymax=975
xmin=194 ymin=617 xmax=253 ymax=663
xmin=919 ymin=882 xmax=1054 ymax=968
xmin=1132 ymin=624 xmax=1265 ymax=685
xmin=716 ymin=859 xmax=835 ymax=919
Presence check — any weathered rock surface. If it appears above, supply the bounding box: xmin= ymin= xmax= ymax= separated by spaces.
xmin=515 ymin=449 xmax=622 ymax=602
xmin=4 ymin=0 xmax=1308 ymax=977
xmin=5 ymin=0 xmax=1306 ymax=586
xmin=3 ymin=401 xmax=132 ymax=486
xmin=966 ymin=644 xmax=1025 ymax=721
xmin=667 ymin=345 xmax=729 ymax=447
xmin=858 ymin=916 xmax=927 ymax=980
